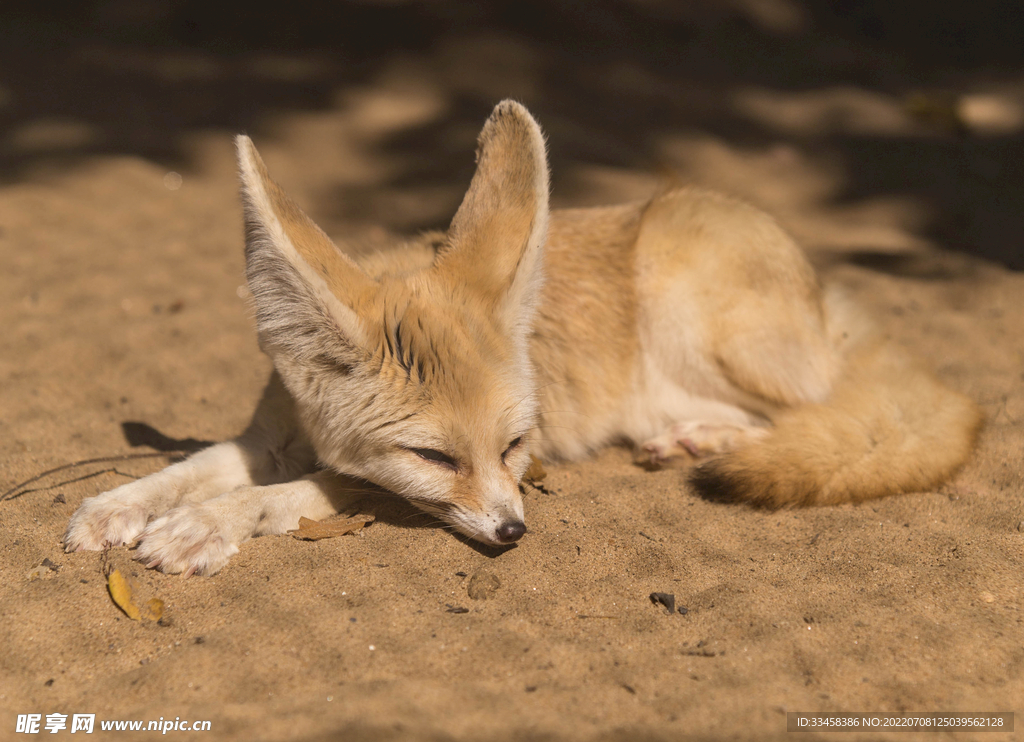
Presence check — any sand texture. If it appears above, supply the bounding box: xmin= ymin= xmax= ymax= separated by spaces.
xmin=1 ymin=4 xmax=1023 ymax=739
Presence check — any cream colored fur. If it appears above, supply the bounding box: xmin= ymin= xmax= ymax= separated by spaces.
xmin=64 ymin=100 xmax=980 ymax=575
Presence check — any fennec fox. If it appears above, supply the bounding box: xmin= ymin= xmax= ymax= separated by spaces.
xmin=64 ymin=101 xmax=980 ymax=576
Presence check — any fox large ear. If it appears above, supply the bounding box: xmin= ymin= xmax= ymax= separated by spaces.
xmin=236 ymin=135 xmax=377 ymax=369
xmin=435 ymin=100 xmax=550 ymax=337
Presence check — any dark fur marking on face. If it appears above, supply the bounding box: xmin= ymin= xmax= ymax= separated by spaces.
xmin=393 ymin=320 xmax=406 ymax=366
xmin=371 ymin=411 xmax=418 ymax=433
xmin=393 ymin=320 xmax=414 ymax=381
xmin=382 ymin=315 xmax=395 ymax=359
xmin=311 ymin=354 xmax=351 ymax=376
xmin=380 ymin=310 xmax=421 ymax=383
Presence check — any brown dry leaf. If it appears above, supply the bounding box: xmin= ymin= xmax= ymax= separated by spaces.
xmin=288 ymin=514 xmax=375 ymax=541
xmin=107 ymin=569 xmax=142 ymax=620
xmin=523 ymin=455 xmax=547 ymax=484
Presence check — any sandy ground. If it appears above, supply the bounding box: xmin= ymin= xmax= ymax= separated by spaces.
xmin=1 ymin=4 xmax=1024 ymax=740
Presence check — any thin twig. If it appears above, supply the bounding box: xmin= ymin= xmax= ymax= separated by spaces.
xmin=5 ymin=467 xmax=143 ymax=501
xmin=2 ymin=452 xmax=178 ymax=501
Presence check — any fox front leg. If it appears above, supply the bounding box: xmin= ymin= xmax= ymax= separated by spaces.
xmin=135 ymin=470 xmax=363 ymax=576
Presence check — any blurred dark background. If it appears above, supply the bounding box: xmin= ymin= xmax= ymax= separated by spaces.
xmin=1 ymin=0 xmax=1022 ymax=267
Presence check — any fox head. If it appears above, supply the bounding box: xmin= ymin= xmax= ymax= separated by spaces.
xmin=236 ymin=101 xmax=549 ymax=546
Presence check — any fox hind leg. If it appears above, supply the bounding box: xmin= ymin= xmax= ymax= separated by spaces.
xmin=640 ymin=421 xmax=769 ymax=466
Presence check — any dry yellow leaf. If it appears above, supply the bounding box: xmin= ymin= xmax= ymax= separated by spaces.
xmin=288 ymin=514 xmax=375 ymax=541
xmin=143 ymin=598 xmax=164 ymax=622
xmin=107 ymin=569 xmax=141 ymax=621
xmin=107 ymin=569 xmax=163 ymax=622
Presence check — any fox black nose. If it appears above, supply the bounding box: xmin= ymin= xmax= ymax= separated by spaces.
xmin=496 ymin=520 xmax=527 ymax=544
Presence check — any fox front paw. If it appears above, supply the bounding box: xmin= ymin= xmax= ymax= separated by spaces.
xmin=135 ymin=505 xmax=240 ymax=577
xmin=64 ymin=496 xmax=151 ymax=552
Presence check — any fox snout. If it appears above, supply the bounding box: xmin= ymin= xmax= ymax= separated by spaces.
xmin=495 ymin=519 xmax=527 ymax=544
xmin=425 ymin=493 xmax=527 ymax=547
xmin=442 ymin=481 xmax=529 ymax=547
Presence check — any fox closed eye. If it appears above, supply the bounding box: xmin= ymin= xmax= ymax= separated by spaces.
xmin=408 ymin=447 xmax=460 ymax=472
xmin=502 ymin=436 xmax=523 ymax=462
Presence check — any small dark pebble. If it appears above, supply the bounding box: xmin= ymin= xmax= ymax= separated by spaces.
xmin=45 ymin=679 xmax=54 ymax=687
xmin=678 ymin=606 xmax=689 ymax=615
xmin=41 ymin=558 xmax=59 ymax=571
xmin=649 ymin=592 xmax=675 ymax=614
xmin=525 ymin=686 xmax=537 ymax=693
xmin=446 ymin=605 xmax=470 ymax=614
xmin=80 ymin=579 xmax=88 ymax=584
xmin=349 ymin=617 xmax=357 ymax=623
xmin=621 ymin=684 xmax=636 ymax=695
xmin=455 ymin=571 xmax=467 ymax=577
xmin=194 ymin=636 xmax=205 ymax=644
xmin=683 ymin=641 xmax=718 ymax=657
xmin=52 ymin=493 xmax=66 ymax=504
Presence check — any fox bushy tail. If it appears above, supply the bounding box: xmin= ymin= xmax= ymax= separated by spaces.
xmin=690 ymin=344 xmax=982 ymax=508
